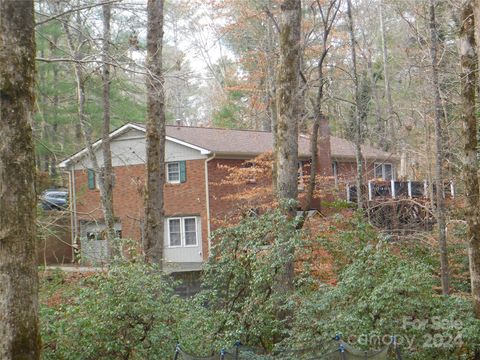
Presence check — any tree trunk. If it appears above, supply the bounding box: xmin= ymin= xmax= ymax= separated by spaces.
xmin=265 ymin=2 xmax=278 ymax=191
xmin=274 ymin=0 xmax=301 ymax=323
xmin=101 ymin=2 xmax=117 ymax=255
xmin=276 ymin=0 xmax=301 ymax=209
xmin=367 ymin=53 xmax=385 ymax=150
xmin=0 ymin=1 xmax=41 ymax=358
xmin=459 ymin=0 xmax=480 ymax=317
xmin=304 ymin=0 xmax=340 ymax=212
xmin=276 ymin=0 xmax=301 ymax=211
xmin=51 ymin=37 xmax=59 ymax=178
xmin=144 ymin=0 xmax=166 ymax=264
xmin=379 ymin=0 xmax=395 ymax=150
xmin=74 ymin=3 xmax=83 ymax=143
xmin=429 ymin=0 xmax=449 ymax=295
xmin=64 ymin=10 xmax=117 ymax=259
xmin=346 ymin=0 xmax=364 ymax=210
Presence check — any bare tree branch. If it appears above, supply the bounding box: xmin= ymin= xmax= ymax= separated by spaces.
xmin=35 ymin=0 xmax=122 ymax=27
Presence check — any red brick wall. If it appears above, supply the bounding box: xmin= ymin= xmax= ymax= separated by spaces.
xmin=207 ymin=158 xmax=255 ymax=232
xmin=336 ymin=161 xmax=357 ymax=183
xmin=335 ymin=161 xmax=377 ymax=184
xmin=73 ymin=159 xmax=209 ymax=259
xmin=207 ymin=156 xmax=337 ymax=230
xmin=74 ymin=164 xmax=145 ymax=241
xmin=73 ymin=155 xmax=390 ymax=259
xmin=318 ymin=115 xmax=333 ymax=177
xmin=334 ymin=160 xmax=380 ymax=200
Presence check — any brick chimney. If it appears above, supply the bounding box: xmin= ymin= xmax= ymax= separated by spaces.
xmin=316 ymin=114 xmax=333 ymax=177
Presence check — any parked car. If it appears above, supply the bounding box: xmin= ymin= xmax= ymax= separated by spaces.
xmin=41 ymin=190 xmax=68 ymax=210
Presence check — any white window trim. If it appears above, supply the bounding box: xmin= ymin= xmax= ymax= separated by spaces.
xmin=167 ymin=216 xmax=199 ymax=248
xmin=167 ymin=217 xmax=183 ymax=248
xmin=166 ymin=162 xmax=181 ymax=184
xmin=183 ymin=217 xmax=198 ymax=247
xmin=374 ymin=162 xmax=394 ymax=181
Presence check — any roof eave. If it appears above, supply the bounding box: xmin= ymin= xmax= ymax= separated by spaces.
xmin=332 ymin=154 xmax=400 ymax=162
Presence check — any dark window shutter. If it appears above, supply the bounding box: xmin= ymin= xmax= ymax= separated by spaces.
xmin=180 ymin=161 xmax=186 ymax=183
xmin=87 ymin=169 xmax=95 ymax=190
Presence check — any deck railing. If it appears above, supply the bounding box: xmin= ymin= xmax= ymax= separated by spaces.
xmin=347 ymin=180 xmax=455 ymax=202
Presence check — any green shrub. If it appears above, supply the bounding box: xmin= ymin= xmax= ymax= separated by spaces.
xmin=39 ymin=212 xmax=480 ymax=359
xmin=289 ymin=243 xmax=480 ymax=359
xmin=200 ymin=206 xmax=309 ymax=351
xmin=40 ymin=263 xmax=215 ymax=360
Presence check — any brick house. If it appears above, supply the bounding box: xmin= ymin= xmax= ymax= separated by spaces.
xmin=59 ymin=122 xmax=398 ymax=271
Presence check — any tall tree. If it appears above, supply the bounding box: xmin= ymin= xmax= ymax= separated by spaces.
xmin=276 ymin=0 xmax=301 ymax=210
xmin=459 ymin=0 xmax=480 ymax=317
xmin=264 ymin=0 xmax=278 ymax=133
xmin=144 ymin=0 xmax=166 ymax=264
xmin=101 ymin=2 xmax=117 ymax=254
xmin=346 ymin=0 xmax=365 ymax=209
xmin=0 ymin=0 xmax=41 ymax=358
xmin=275 ymin=0 xmax=301 ymax=309
xmin=63 ymin=7 xmax=116 ymax=258
xmin=304 ymin=0 xmax=341 ymax=213
xmin=379 ymin=0 xmax=395 ymax=150
xmin=429 ymin=0 xmax=449 ymax=295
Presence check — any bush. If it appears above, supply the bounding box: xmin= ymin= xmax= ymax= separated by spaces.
xmin=39 ymin=212 xmax=480 ymax=359
xmin=200 ymin=206 xmax=309 ymax=351
xmin=289 ymin=243 xmax=480 ymax=359
xmin=40 ymin=263 xmax=215 ymax=359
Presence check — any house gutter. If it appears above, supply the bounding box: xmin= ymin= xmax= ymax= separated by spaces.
xmin=69 ymin=166 xmax=78 ymax=261
xmin=71 ymin=168 xmax=78 ymax=244
xmin=63 ymin=169 xmax=75 ymax=261
xmin=205 ymin=152 xmax=216 ymax=252
xmin=62 ymin=166 xmax=78 ymax=262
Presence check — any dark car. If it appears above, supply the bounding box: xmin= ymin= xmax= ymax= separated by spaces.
xmin=41 ymin=190 xmax=68 ymax=210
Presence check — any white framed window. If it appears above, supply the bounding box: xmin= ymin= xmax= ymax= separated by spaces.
xmin=374 ymin=163 xmax=394 ymax=181
xmin=168 ymin=218 xmax=182 ymax=247
xmin=183 ymin=217 xmax=198 ymax=247
xmin=167 ymin=162 xmax=180 ymax=183
xmin=167 ymin=216 xmax=198 ymax=247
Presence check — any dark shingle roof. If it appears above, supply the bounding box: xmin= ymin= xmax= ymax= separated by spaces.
xmin=60 ymin=123 xmax=398 ymax=168
xmin=158 ymin=124 xmax=396 ymax=161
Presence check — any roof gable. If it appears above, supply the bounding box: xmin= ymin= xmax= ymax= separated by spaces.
xmin=59 ymin=123 xmax=211 ymax=168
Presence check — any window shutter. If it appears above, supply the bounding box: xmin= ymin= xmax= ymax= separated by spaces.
xmin=180 ymin=161 xmax=186 ymax=183
xmin=87 ymin=169 xmax=95 ymax=190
